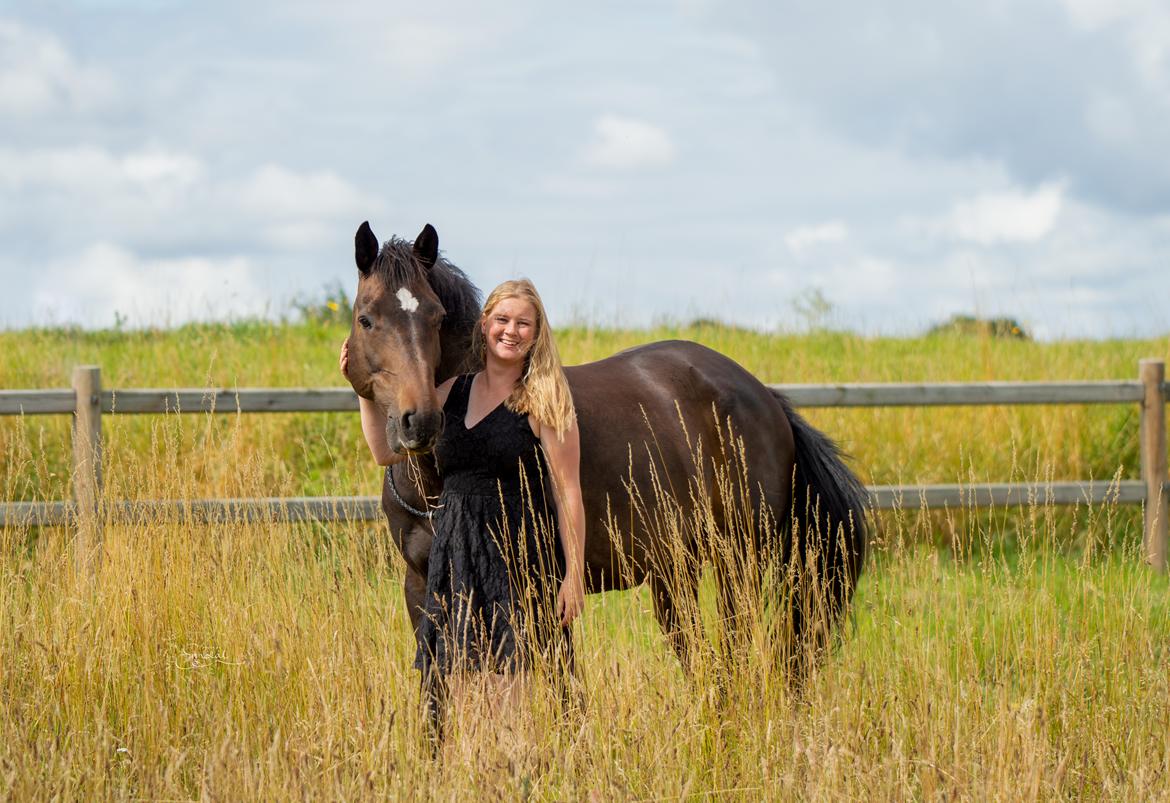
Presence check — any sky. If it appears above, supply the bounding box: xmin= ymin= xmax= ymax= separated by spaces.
xmin=1 ymin=0 xmax=1168 ymax=339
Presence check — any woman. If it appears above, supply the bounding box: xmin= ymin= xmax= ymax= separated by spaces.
xmin=341 ymin=278 xmax=585 ymax=685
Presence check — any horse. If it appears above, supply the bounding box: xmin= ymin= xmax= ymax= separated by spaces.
xmin=343 ymin=221 xmax=869 ymax=678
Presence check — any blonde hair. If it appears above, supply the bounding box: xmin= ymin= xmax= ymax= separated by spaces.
xmin=472 ymin=279 xmax=576 ymax=440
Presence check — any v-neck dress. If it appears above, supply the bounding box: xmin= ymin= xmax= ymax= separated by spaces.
xmin=414 ymin=374 xmax=568 ymax=676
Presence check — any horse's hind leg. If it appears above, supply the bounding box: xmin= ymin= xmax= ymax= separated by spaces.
xmin=712 ymin=550 xmax=766 ymax=670
xmin=648 ymin=563 xmax=701 ymax=669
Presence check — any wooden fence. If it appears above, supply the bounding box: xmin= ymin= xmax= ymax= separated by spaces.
xmin=1 ymin=360 xmax=1166 ymax=572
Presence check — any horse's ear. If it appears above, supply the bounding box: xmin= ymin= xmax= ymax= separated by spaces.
xmin=355 ymin=221 xmax=379 ymax=276
xmin=413 ymin=223 xmax=439 ymax=271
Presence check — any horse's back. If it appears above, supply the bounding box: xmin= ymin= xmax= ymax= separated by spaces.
xmin=565 ymin=340 xmax=796 ymax=589
xmin=567 ymin=340 xmax=789 ymax=439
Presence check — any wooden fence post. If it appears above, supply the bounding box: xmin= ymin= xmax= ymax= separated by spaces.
xmin=1139 ymin=359 xmax=1167 ymax=572
xmin=72 ymin=365 xmax=103 ymax=572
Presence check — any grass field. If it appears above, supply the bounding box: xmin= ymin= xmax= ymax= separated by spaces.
xmin=1 ymin=320 xmax=1168 ymax=799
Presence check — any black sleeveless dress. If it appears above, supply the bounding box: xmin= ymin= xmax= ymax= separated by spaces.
xmin=414 ymin=374 xmax=569 ymax=676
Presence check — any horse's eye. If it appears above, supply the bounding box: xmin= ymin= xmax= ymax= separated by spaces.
xmin=358 ymin=315 xmax=373 ymax=330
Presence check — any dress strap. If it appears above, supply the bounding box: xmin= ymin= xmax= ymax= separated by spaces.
xmin=444 ymin=373 xmax=475 ymax=418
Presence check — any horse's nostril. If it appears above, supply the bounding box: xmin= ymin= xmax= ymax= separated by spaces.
xmin=401 ymin=410 xmax=415 ymax=433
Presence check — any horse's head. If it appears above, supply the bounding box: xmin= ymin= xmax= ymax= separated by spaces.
xmin=347 ymin=221 xmax=448 ymax=454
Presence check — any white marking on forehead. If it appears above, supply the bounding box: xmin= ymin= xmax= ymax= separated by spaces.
xmin=396 ymin=287 xmax=420 ymax=313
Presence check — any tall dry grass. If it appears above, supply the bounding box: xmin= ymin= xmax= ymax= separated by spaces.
xmin=1 ymin=321 xmax=1169 ymax=798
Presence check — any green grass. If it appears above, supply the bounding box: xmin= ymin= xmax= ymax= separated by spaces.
xmin=1 ymin=319 xmax=1169 ymax=798
xmin=2 ymin=320 xmax=1166 ymax=501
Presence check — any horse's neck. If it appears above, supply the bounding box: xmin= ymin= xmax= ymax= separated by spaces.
xmin=429 ymin=262 xmax=483 ymax=385
xmin=392 ymin=452 xmax=441 ymax=499
xmin=435 ymin=320 xmax=480 ymax=384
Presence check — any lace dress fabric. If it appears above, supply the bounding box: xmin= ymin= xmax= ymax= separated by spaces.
xmin=414 ymin=374 xmax=568 ymax=676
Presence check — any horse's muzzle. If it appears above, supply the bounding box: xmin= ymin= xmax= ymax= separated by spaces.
xmin=389 ymin=408 xmax=444 ymax=454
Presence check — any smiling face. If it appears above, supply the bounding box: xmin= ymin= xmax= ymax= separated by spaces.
xmin=481 ymin=296 xmax=538 ymax=367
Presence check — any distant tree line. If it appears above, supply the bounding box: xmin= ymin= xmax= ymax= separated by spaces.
xmin=927 ymin=314 xmax=1030 ymax=340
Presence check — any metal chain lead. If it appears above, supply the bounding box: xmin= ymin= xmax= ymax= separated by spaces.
xmin=387 ymin=464 xmax=436 ymax=520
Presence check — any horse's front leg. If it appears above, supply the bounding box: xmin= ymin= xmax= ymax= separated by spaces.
xmin=403 ymin=565 xmax=447 ymax=749
xmin=382 ymin=493 xmax=433 ymax=639
xmin=403 ymin=565 xmax=427 ymax=638
xmin=394 ymin=524 xmax=440 ymax=742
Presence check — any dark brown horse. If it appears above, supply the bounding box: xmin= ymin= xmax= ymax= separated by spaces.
xmin=344 ymin=222 xmax=868 ymax=671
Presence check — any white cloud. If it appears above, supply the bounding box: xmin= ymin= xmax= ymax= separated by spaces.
xmin=0 ymin=145 xmax=202 ymax=193
xmin=32 ymin=243 xmax=268 ymax=328
xmin=0 ymin=146 xmax=380 ymax=252
xmin=378 ymin=21 xmax=468 ymax=79
xmin=231 ymin=164 xmax=384 ymax=249
xmin=0 ymin=3 xmax=1168 ymax=338
xmin=0 ymin=20 xmax=114 ymax=116
xmin=121 ymin=150 xmax=203 ymax=186
xmin=584 ymin=114 xmax=677 ymax=169
xmin=1060 ymin=0 xmax=1132 ymax=28
xmin=233 ymin=164 xmax=375 ymax=220
xmin=0 ymin=147 xmax=374 ymax=227
xmin=948 ymin=182 xmax=1065 ymax=245
xmin=820 ymin=256 xmax=900 ymax=304
xmin=281 ymin=2 xmax=524 ymax=85
xmin=785 ymin=221 xmax=848 ymax=255
xmin=1085 ymin=92 xmax=1139 ymax=146
xmin=1059 ymin=0 xmax=1170 ymax=89
xmin=537 ymin=174 xmax=621 ymax=200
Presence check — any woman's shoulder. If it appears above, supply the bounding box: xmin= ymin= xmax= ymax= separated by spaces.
xmin=436 ymin=374 xmax=462 ymax=407
xmin=437 ymin=372 xmax=479 ymax=407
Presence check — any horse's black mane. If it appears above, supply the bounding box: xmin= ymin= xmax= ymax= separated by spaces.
xmin=374 ymin=237 xmax=482 ymax=333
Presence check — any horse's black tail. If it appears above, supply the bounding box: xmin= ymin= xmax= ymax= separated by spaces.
xmin=771 ymin=390 xmax=869 ymax=664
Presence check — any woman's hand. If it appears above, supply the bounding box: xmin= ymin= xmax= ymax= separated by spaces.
xmin=556 ymin=572 xmax=585 ymax=627
xmin=339 ymin=337 xmax=350 ymax=378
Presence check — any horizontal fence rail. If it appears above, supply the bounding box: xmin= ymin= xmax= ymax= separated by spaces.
xmin=3 ymin=482 xmax=1159 ymax=530
xmin=772 ymin=381 xmax=1161 ymax=408
xmin=5 ymin=382 xmax=1169 ymax=417
xmin=0 ymin=497 xmax=384 ymax=528
xmin=0 ymin=361 xmax=1166 ymax=571
xmin=0 ymin=388 xmax=361 ymax=416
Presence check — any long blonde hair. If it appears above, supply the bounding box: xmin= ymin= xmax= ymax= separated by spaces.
xmin=472 ymin=279 xmax=576 ymax=440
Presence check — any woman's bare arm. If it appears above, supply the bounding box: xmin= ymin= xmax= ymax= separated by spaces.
xmin=537 ymin=417 xmax=586 ymax=627
xmin=359 ymin=395 xmax=404 ymax=466
xmin=342 ymin=337 xmax=404 ymax=466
